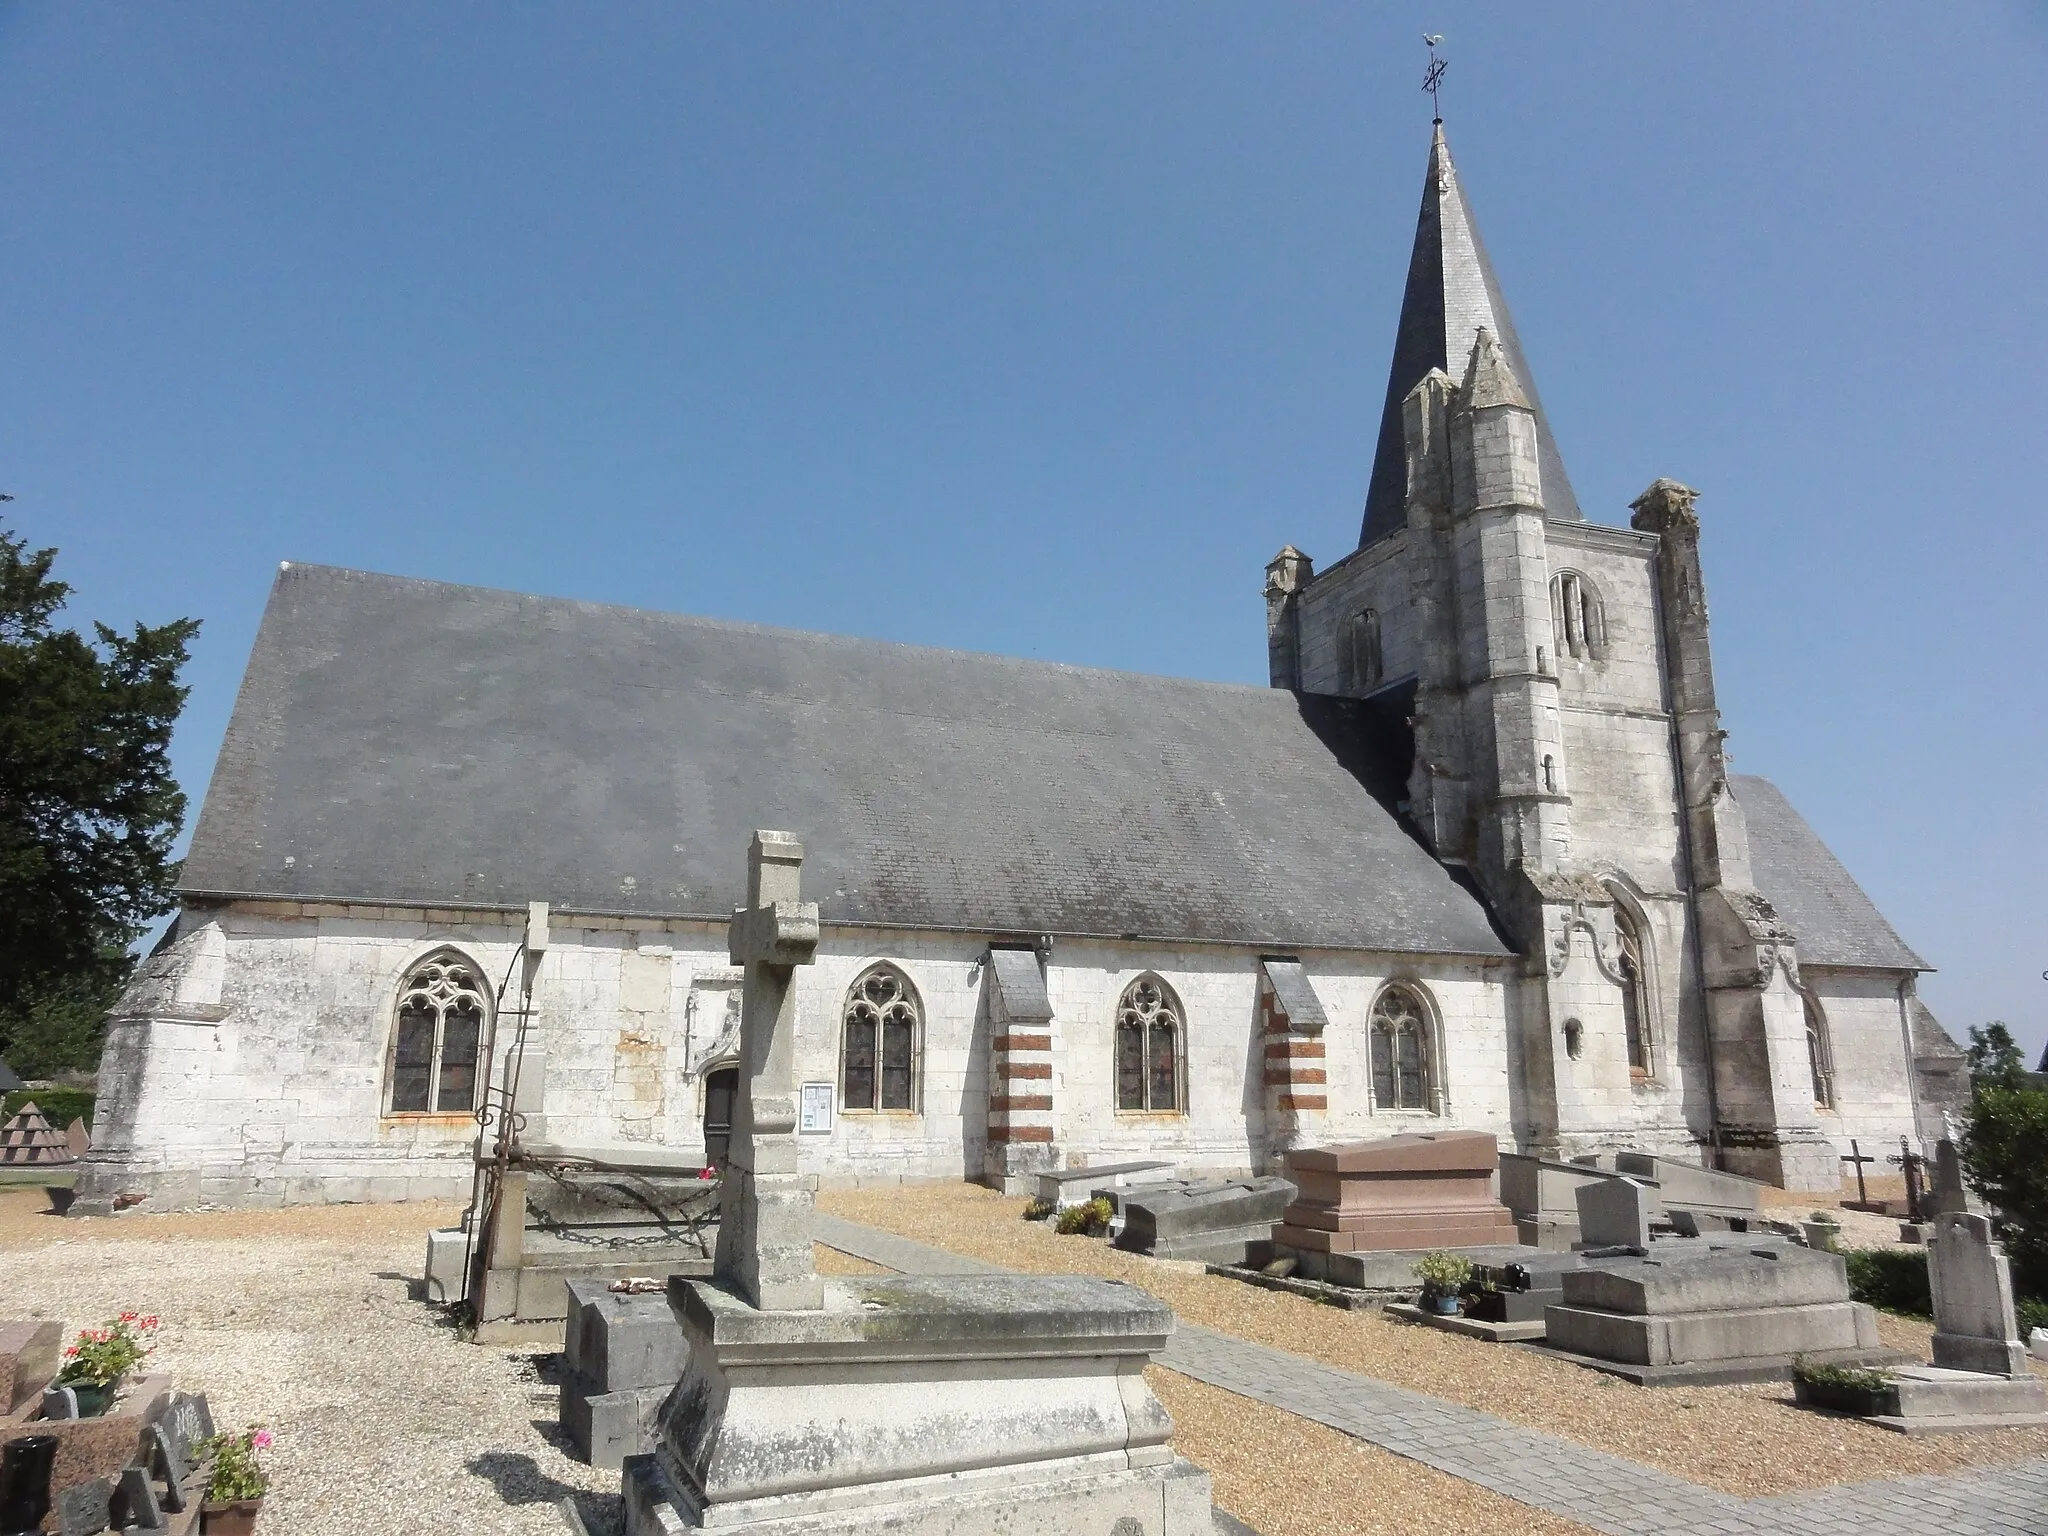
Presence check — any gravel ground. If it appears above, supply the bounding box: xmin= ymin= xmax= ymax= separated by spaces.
xmin=815 ymin=1180 xmax=2048 ymax=1498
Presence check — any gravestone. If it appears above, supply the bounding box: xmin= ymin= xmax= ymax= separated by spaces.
xmin=155 ymin=1392 xmax=215 ymax=1468
xmin=1542 ymin=1238 xmax=1892 ymax=1386
xmin=0 ymin=1320 xmax=61 ymax=1414
xmin=1274 ymin=1131 xmax=1517 ymax=1253
xmin=1929 ymin=1212 xmax=2028 ymax=1376
xmin=56 ymin=1474 xmax=112 ymax=1536
xmin=624 ymin=831 xmax=1220 ymax=1535
xmin=140 ymin=1423 xmax=188 ymax=1510
xmin=1929 ymin=1139 xmax=1972 ymax=1217
xmin=1612 ymin=1153 xmax=1763 ymax=1230
xmin=1498 ymin=1153 xmax=1626 ymax=1249
xmin=1576 ymin=1176 xmax=1654 ymax=1250
xmin=1036 ymin=1160 xmax=1176 ymax=1213
xmin=109 ymin=1464 xmax=163 ymax=1532
xmin=560 ymin=1278 xmax=688 ymax=1469
xmin=1114 ymin=1176 xmax=1295 ymax=1264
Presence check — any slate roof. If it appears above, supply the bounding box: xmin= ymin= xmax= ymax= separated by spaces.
xmin=1730 ymin=775 xmax=1927 ymax=971
xmin=1359 ymin=124 xmax=1583 ymax=547
xmin=181 ymin=564 xmax=1513 ymax=957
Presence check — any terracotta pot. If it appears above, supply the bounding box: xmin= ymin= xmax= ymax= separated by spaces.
xmin=202 ymin=1496 xmax=265 ymax=1534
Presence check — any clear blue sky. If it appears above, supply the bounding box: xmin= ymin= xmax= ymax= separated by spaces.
xmin=4 ymin=4 xmax=2043 ymax=1062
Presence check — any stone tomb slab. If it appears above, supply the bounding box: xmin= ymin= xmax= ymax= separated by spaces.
xmin=561 ymin=1277 xmax=690 ymax=1470
xmin=1276 ymin=1131 xmax=1516 ymax=1253
xmin=1540 ymin=1242 xmax=1900 ymax=1386
xmin=1114 ymin=1177 xmax=1295 ymax=1265
xmin=627 ymin=1271 xmax=1213 ymax=1535
xmin=0 ymin=1319 xmax=61 ymax=1414
xmin=1035 ymin=1160 xmax=1177 ymax=1212
xmin=1863 ymin=1365 xmax=2048 ymax=1435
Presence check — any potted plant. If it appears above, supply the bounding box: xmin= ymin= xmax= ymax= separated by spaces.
xmin=1801 ymin=1211 xmax=1844 ymax=1253
xmin=52 ymin=1313 xmax=158 ymax=1417
xmin=1791 ymin=1357 xmax=1894 ymax=1418
xmin=200 ymin=1425 xmax=273 ymax=1533
xmin=1412 ymin=1251 xmax=1472 ymax=1315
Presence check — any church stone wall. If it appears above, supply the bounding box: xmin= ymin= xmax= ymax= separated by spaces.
xmin=1801 ymin=967 xmax=1921 ymax=1154
xmin=1292 ymin=535 xmax=1414 ymax=697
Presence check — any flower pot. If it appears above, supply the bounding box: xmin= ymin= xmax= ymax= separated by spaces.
xmin=1800 ymin=1220 xmax=1842 ymax=1253
xmin=202 ymin=1496 xmax=265 ymax=1535
xmin=1432 ymin=1295 xmax=1461 ymax=1315
xmin=65 ymin=1377 xmax=121 ymax=1417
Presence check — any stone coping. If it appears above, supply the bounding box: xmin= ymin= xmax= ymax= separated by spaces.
xmin=670 ymin=1273 xmax=1175 ymax=1363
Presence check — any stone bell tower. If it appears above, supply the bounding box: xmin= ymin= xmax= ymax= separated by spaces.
xmin=1264 ymin=120 xmax=1844 ymax=1184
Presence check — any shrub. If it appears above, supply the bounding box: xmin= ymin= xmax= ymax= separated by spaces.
xmin=203 ymin=1426 xmax=273 ymax=1504
xmin=1960 ymin=1081 xmax=2048 ymax=1303
xmin=2 ymin=1088 xmax=94 ymax=1131
xmin=1411 ymin=1251 xmax=1473 ymax=1297
xmin=2018 ymin=1297 xmax=2048 ymax=1335
xmin=1792 ymin=1356 xmax=1892 ymax=1391
xmin=1843 ymin=1248 xmax=1932 ymax=1317
xmin=1021 ymin=1197 xmax=1055 ymax=1222
xmin=1054 ymin=1197 xmax=1112 ymax=1237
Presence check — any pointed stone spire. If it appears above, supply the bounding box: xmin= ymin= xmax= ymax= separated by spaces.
xmin=1459 ymin=327 xmax=1529 ymax=411
xmin=1360 ymin=124 xmax=1581 ymax=545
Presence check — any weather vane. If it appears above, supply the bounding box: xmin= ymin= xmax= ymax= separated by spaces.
xmin=1422 ymin=35 xmax=1447 ymax=124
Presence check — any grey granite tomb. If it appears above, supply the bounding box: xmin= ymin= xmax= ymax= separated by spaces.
xmin=562 ymin=1278 xmax=691 ymax=1470
xmin=1543 ymin=1238 xmax=1895 ymax=1386
xmin=624 ymin=832 xmax=1220 ymax=1535
xmin=1114 ymin=1177 xmax=1296 ymax=1265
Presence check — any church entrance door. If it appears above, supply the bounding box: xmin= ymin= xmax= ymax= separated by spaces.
xmin=703 ymin=1066 xmax=738 ymax=1175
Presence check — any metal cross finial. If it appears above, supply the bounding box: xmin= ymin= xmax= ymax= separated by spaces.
xmin=1422 ymin=35 xmax=1448 ymax=124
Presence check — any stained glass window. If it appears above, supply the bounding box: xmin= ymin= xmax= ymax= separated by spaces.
xmin=386 ymin=953 xmax=490 ymax=1115
xmin=843 ymin=965 xmax=920 ymax=1112
xmin=1115 ymin=976 xmax=1184 ymax=1114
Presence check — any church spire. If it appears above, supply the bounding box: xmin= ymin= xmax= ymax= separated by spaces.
xmin=1358 ymin=124 xmax=1581 ymax=546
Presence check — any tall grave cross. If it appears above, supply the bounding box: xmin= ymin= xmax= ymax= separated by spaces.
xmin=712 ymin=830 xmax=824 ymax=1312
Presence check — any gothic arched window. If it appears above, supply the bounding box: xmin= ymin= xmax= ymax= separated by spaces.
xmin=842 ymin=965 xmax=922 ymax=1113
xmin=1340 ymin=608 xmax=1383 ymax=693
xmin=387 ymin=951 xmax=489 ymax=1115
xmin=1550 ymin=572 xmax=1606 ymax=661
xmin=1114 ymin=975 xmax=1185 ymax=1114
xmin=1370 ymin=984 xmax=1437 ymax=1112
xmin=1804 ymin=993 xmax=1836 ymax=1110
xmin=1614 ymin=906 xmax=1652 ymax=1077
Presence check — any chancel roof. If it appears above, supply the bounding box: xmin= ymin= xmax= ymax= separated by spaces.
xmin=1359 ymin=125 xmax=1583 ymax=547
xmin=1730 ymin=775 xmax=1927 ymax=971
xmin=182 ymin=564 xmax=1513 ymax=957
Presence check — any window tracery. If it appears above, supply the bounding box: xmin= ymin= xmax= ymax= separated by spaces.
xmin=1340 ymin=608 xmax=1383 ymax=692
xmin=1369 ymin=984 xmax=1437 ymax=1112
xmin=842 ymin=964 xmax=921 ymax=1112
xmin=1550 ymin=571 xmax=1606 ymax=661
xmin=387 ymin=951 xmax=488 ymax=1115
xmin=1114 ymin=975 xmax=1185 ymax=1114
xmin=1804 ymin=993 xmax=1836 ymax=1110
xmin=1614 ymin=905 xmax=1652 ymax=1076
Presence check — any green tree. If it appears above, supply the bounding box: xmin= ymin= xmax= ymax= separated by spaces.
xmin=1965 ymin=1021 xmax=2027 ymax=1093
xmin=1959 ymin=1081 xmax=2048 ymax=1303
xmin=0 ymin=529 xmax=198 ymax=1074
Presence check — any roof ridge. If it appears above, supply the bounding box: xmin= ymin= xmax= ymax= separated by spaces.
xmin=269 ymin=560 xmax=1289 ymax=701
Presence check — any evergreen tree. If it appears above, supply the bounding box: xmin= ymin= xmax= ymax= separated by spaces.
xmin=0 ymin=529 xmax=198 ymax=1074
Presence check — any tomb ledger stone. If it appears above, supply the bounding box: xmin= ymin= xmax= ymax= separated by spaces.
xmin=626 ymin=831 xmax=1218 ymax=1535
xmin=1275 ymin=1131 xmax=1517 ymax=1253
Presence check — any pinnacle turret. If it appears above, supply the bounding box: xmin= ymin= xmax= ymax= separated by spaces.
xmin=1359 ymin=125 xmax=1580 ymax=545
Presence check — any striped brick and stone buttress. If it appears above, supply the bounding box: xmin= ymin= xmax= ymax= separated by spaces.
xmin=1258 ymin=957 xmax=1330 ymax=1168
xmin=983 ymin=945 xmax=1060 ymax=1194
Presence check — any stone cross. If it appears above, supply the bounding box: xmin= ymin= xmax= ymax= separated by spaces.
xmin=1929 ymin=1211 xmax=2027 ymax=1377
xmin=712 ymin=830 xmax=823 ymax=1312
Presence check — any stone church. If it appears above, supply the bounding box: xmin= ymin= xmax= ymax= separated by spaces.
xmin=78 ymin=125 xmax=1964 ymax=1213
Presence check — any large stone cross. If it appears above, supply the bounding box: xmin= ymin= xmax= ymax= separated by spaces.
xmin=712 ymin=830 xmax=823 ymax=1311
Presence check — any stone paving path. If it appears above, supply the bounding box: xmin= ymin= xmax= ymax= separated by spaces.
xmin=810 ymin=1213 xmax=2048 ymax=1536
